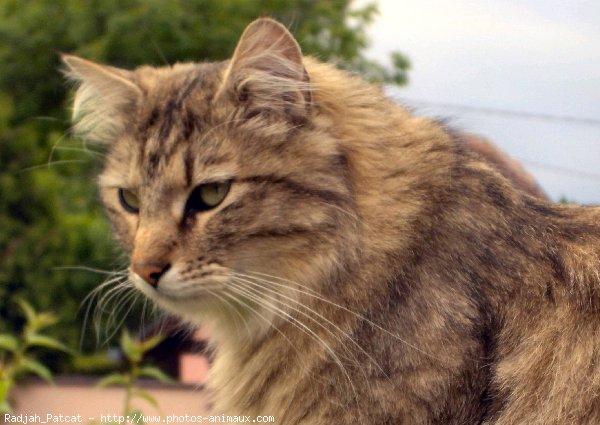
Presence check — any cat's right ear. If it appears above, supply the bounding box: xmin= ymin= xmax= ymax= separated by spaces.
xmin=61 ymin=54 xmax=142 ymax=144
xmin=218 ymin=18 xmax=312 ymax=124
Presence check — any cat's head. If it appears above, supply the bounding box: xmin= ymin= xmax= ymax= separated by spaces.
xmin=62 ymin=18 xmax=358 ymax=339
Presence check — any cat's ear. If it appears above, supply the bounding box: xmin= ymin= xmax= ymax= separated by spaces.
xmin=220 ymin=18 xmax=312 ymax=122
xmin=61 ymin=54 xmax=142 ymax=144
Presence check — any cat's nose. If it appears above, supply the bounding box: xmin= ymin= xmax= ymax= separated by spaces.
xmin=132 ymin=261 xmax=171 ymax=288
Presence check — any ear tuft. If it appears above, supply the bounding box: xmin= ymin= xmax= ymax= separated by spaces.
xmin=61 ymin=54 xmax=141 ymax=144
xmin=221 ymin=18 xmax=312 ymax=122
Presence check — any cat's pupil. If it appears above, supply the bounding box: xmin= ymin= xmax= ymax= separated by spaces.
xmin=185 ymin=181 xmax=231 ymax=214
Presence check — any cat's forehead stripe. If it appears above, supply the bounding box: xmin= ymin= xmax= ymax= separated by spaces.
xmin=155 ymin=74 xmax=205 ymax=142
xmin=136 ymin=66 xmax=225 ymax=183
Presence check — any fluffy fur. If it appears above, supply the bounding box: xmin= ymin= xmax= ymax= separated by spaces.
xmin=64 ymin=18 xmax=600 ymax=424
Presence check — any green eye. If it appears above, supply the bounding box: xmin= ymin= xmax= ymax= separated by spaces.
xmin=200 ymin=182 xmax=231 ymax=207
xmin=186 ymin=181 xmax=231 ymax=213
xmin=118 ymin=188 xmax=140 ymax=213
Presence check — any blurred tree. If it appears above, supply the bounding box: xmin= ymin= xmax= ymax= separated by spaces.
xmin=0 ymin=0 xmax=409 ymax=366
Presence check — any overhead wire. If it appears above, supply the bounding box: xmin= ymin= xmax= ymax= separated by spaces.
xmin=393 ymin=97 xmax=600 ymax=127
xmin=389 ymin=96 xmax=599 ymax=185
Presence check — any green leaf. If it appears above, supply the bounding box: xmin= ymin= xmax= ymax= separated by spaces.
xmin=127 ymin=409 xmax=145 ymax=425
xmin=72 ymin=352 xmax=119 ymax=373
xmin=0 ymin=334 xmax=19 ymax=353
xmin=0 ymin=378 xmax=12 ymax=400
xmin=26 ymin=334 xmax=74 ymax=354
xmin=20 ymin=358 xmax=53 ymax=383
xmin=120 ymin=330 xmax=142 ymax=363
xmin=95 ymin=373 xmax=128 ymax=388
xmin=139 ymin=333 xmax=165 ymax=353
xmin=132 ymin=390 xmax=158 ymax=409
xmin=138 ymin=366 xmax=176 ymax=384
xmin=16 ymin=298 xmax=36 ymax=324
xmin=0 ymin=398 xmax=12 ymax=414
xmin=35 ymin=312 xmax=59 ymax=330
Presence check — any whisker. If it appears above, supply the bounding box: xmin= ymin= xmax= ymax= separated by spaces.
xmin=227 ymin=280 xmax=362 ymax=422
xmin=52 ymin=146 xmax=104 ymax=158
xmin=230 ymin=276 xmax=375 ymax=408
xmin=242 ymin=270 xmax=443 ymax=362
xmin=47 ymin=132 xmax=69 ymax=166
xmin=207 ymin=288 xmax=254 ymax=338
xmin=96 ymin=279 xmax=131 ymax=313
xmin=104 ymin=285 xmax=137 ymax=329
xmin=17 ymin=159 xmax=89 ymax=173
xmin=101 ymin=290 xmax=139 ymax=343
xmin=78 ymin=272 xmax=129 ymax=347
xmin=31 ymin=116 xmax=64 ymax=123
xmin=79 ymin=275 xmax=128 ymax=325
xmin=139 ymin=295 xmax=149 ymax=336
xmin=221 ymin=290 xmax=301 ymax=355
xmin=94 ymin=280 xmax=134 ymax=340
xmin=103 ymin=288 xmax=139 ymax=343
xmin=232 ymin=274 xmax=388 ymax=379
xmin=57 ymin=265 xmax=128 ymax=276
xmin=219 ymin=290 xmax=319 ymax=387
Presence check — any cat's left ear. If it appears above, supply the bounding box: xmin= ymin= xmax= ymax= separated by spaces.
xmin=220 ymin=18 xmax=312 ymax=123
xmin=61 ymin=54 xmax=142 ymax=144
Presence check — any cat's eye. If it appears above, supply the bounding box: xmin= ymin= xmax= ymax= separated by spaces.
xmin=185 ymin=181 xmax=231 ymax=214
xmin=118 ymin=188 xmax=140 ymax=213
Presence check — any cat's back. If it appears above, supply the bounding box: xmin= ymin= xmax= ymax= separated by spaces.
xmin=435 ymin=148 xmax=600 ymax=424
xmin=308 ymin=57 xmax=600 ymax=423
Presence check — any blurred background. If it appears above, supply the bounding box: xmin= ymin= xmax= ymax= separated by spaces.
xmin=364 ymin=0 xmax=600 ymax=204
xmin=0 ymin=0 xmax=598 ymax=379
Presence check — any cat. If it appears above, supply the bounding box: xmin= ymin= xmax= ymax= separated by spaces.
xmin=62 ymin=18 xmax=600 ymax=424
xmin=461 ymin=134 xmax=548 ymax=200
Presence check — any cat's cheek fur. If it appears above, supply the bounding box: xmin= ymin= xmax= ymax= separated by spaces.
xmin=100 ymin=196 xmax=137 ymax=251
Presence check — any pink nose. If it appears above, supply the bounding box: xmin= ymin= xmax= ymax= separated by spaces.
xmin=132 ymin=261 xmax=170 ymax=287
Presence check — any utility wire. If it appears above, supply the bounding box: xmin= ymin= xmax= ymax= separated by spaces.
xmin=394 ymin=97 xmax=600 ymax=127
xmin=519 ymin=159 xmax=600 ymax=182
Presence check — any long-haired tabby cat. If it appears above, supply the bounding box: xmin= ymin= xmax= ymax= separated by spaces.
xmin=62 ymin=18 xmax=600 ymax=424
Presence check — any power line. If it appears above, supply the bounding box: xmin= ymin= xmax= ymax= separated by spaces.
xmin=519 ymin=159 xmax=600 ymax=182
xmin=393 ymin=97 xmax=600 ymax=127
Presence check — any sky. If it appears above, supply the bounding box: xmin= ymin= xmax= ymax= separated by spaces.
xmin=359 ymin=0 xmax=600 ymax=204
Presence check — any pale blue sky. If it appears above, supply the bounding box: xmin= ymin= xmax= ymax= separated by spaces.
xmin=360 ymin=0 xmax=600 ymax=204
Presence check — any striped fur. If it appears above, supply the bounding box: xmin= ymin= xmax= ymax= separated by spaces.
xmin=64 ymin=18 xmax=600 ymax=424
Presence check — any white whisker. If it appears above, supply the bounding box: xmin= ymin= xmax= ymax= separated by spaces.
xmin=57 ymin=265 xmax=128 ymax=276
xmin=208 ymin=287 xmax=254 ymax=337
xmin=232 ymin=274 xmax=388 ymax=380
xmin=221 ymin=290 xmax=302 ymax=361
xmin=77 ymin=270 xmax=130 ymax=347
xmin=18 ymin=159 xmax=89 ymax=173
xmin=227 ymin=280 xmax=363 ymax=423
xmin=103 ymin=289 xmax=139 ymax=343
xmin=242 ymin=270 xmax=442 ymax=362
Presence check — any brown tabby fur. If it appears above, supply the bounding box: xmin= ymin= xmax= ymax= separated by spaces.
xmin=462 ymin=134 xmax=548 ymax=200
xmin=63 ymin=18 xmax=600 ymax=425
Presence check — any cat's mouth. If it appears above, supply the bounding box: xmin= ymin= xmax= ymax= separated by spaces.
xmin=130 ymin=264 xmax=269 ymax=328
xmin=131 ymin=264 xmax=231 ymax=302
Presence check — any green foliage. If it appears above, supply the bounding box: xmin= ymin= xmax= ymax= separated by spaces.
xmin=95 ymin=330 xmax=174 ymax=421
xmin=71 ymin=351 xmax=120 ymax=374
xmin=0 ymin=78 xmax=118 ymax=355
xmin=0 ymin=0 xmax=409 ymax=367
xmin=558 ymin=196 xmax=574 ymax=204
xmin=0 ymin=300 xmax=72 ymax=412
